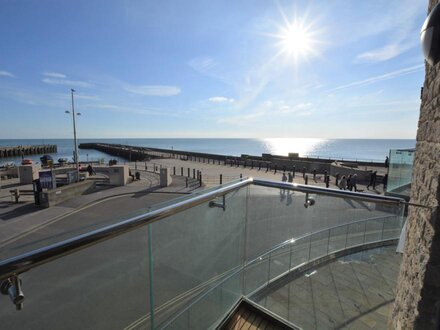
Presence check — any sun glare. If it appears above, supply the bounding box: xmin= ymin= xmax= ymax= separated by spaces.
xmin=279 ymin=22 xmax=312 ymax=58
xmin=269 ymin=9 xmax=321 ymax=66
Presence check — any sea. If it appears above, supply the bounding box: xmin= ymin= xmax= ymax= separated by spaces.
xmin=0 ymin=138 xmax=416 ymax=165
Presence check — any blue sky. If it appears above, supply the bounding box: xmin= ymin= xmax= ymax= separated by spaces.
xmin=0 ymin=0 xmax=427 ymax=139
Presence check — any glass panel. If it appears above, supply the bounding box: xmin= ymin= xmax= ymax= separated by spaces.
xmin=346 ymin=221 xmax=366 ymax=248
xmin=310 ymin=230 xmax=329 ymax=260
xmin=269 ymin=242 xmax=291 ymax=281
xmin=0 ymin=228 xmax=151 ymax=330
xmin=328 ymin=225 xmax=348 ymax=253
xmin=151 ymin=186 xmax=247 ymax=328
xmin=244 ymin=255 xmax=270 ymax=295
xmin=290 ymin=236 xmax=311 ymax=269
xmin=387 ymin=149 xmax=414 ymax=197
xmin=383 ymin=215 xmax=403 ymax=239
xmin=364 ymin=218 xmax=384 ymax=243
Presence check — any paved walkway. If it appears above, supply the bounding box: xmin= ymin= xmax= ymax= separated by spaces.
xmin=254 ymin=246 xmax=401 ymax=329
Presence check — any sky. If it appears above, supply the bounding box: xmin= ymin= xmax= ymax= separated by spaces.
xmin=0 ymin=0 xmax=428 ymax=139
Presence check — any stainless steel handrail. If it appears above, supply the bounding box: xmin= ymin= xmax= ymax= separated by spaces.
xmin=0 ymin=177 xmax=404 ymax=280
xmin=252 ymin=179 xmax=404 ymax=205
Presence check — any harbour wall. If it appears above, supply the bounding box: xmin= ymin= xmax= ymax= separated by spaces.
xmin=0 ymin=145 xmax=57 ymax=158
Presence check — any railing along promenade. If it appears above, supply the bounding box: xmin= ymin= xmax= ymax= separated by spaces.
xmin=0 ymin=178 xmax=405 ymax=329
xmin=0 ymin=145 xmax=57 ymax=158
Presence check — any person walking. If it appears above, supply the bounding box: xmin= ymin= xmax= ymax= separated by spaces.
xmin=338 ymin=176 xmax=347 ymax=190
xmin=367 ymin=171 xmax=377 ymax=190
xmin=385 ymin=156 xmax=389 ymax=168
xmin=347 ymin=174 xmax=353 ymax=191
xmin=352 ymin=174 xmax=358 ymax=192
xmin=288 ymin=172 xmax=293 ymax=183
xmin=383 ymin=173 xmax=388 ymax=191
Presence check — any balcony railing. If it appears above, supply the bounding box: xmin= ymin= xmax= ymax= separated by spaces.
xmin=0 ymin=178 xmax=405 ymax=329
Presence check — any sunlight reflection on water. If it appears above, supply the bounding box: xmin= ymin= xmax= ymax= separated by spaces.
xmin=262 ymin=138 xmax=328 ymax=157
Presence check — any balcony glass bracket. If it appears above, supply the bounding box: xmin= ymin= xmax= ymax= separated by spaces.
xmin=1 ymin=275 xmax=24 ymax=310
xmin=209 ymin=195 xmax=226 ymax=211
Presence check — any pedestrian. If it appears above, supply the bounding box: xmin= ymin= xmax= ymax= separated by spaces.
xmin=338 ymin=175 xmax=347 ymax=190
xmin=367 ymin=171 xmax=377 ymax=190
xmin=351 ymin=174 xmax=358 ymax=192
xmin=385 ymin=156 xmax=389 ymax=168
xmin=281 ymin=172 xmax=287 ymax=182
xmin=335 ymin=173 xmax=340 ymax=187
xmin=383 ymin=173 xmax=388 ymax=191
xmin=87 ymin=164 xmax=95 ymax=176
xmin=313 ymin=169 xmax=317 ymax=181
xmin=347 ymin=174 xmax=353 ymax=191
xmin=325 ymin=174 xmax=330 ymax=188
xmin=288 ymin=172 xmax=293 ymax=183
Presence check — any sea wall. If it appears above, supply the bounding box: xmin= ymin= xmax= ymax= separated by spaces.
xmin=0 ymin=145 xmax=57 ymax=158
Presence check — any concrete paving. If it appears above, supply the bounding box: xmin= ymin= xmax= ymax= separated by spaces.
xmin=254 ymin=246 xmax=401 ymax=329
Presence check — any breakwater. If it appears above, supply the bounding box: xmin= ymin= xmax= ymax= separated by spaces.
xmin=0 ymin=145 xmax=57 ymax=158
xmin=79 ymin=143 xmax=386 ymax=181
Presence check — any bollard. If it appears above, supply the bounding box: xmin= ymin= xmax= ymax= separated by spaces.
xmin=193 ymin=168 xmax=196 ymax=179
xmin=305 ymin=175 xmax=308 ymax=185
xmin=292 ymin=166 xmax=296 ymax=178
xmin=199 ymin=173 xmax=202 ymax=187
xmin=325 ymin=175 xmax=330 ymax=188
xmin=240 ymin=174 xmax=243 ymax=180
xmin=220 ymin=174 xmax=223 ymax=184
xmin=181 ymin=167 xmax=183 ymax=176
xmin=186 ymin=177 xmax=188 ymax=188
xmin=173 ymin=166 xmax=176 ymax=175
xmin=313 ymin=169 xmax=316 ymax=181
xmin=251 ymin=161 xmax=254 ymax=169
xmin=187 ymin=168 xmax=190 ymax=177
xmin=302 ymin=167 xmax=306 ymax=178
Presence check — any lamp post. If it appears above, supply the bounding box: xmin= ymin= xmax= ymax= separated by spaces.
xmin=65 ymin=89 xmax=81 ymax=181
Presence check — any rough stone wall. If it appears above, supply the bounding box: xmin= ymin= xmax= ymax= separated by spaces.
xmin=392 ymin=0 xmax=440 ymax=328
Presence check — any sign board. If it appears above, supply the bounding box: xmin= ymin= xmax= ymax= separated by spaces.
xmin=39 ymin=171 xmax=56 ymax=190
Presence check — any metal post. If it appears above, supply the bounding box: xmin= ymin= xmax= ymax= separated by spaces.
xmin=187 ymin=168 xmax=190 ymax=178
xmin=181 ymin=167 xmax=183 ymax=176
xmin=193 ymin=168 xmax=195 ymax=179
xmin=70 ymin=89 xmax=79 ymax=182
xmin=220 ymin=174 xmax=223 ymax=184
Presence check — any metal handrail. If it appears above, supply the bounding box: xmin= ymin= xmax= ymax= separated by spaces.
xmin=0 ymin=177 xmax=404 ymax=280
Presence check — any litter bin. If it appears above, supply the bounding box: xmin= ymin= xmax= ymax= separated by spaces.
xmin=32 ymin=179 xmax=42 ymax=205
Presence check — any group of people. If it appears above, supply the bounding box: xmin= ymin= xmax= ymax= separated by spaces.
xmin=337 ymin=174 xmax=358 ymax=191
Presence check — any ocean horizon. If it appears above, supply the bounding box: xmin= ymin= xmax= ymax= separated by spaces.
xmin=0 ymin=138 xmax=416 ymax=165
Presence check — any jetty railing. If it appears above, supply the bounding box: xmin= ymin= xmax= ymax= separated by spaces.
xmin=0 ymin=179 xmax=404 ymax=329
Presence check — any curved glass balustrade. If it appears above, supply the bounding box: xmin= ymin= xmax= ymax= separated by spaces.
xmin=0 ymin=179 xmax=404 ymax=329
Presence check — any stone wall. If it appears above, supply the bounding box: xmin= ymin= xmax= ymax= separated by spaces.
xmin=392 ymin=0 xmax=440 ymax=328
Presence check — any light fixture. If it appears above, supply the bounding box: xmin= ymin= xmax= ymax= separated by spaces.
xmin=421 ymin=3 xmax=440 ymax=66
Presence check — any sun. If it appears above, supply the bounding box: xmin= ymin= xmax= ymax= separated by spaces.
xmin=279 ymin=22 xmax=313 ymax=59
xmin=270 ymin=12 xmax=321 ymax=66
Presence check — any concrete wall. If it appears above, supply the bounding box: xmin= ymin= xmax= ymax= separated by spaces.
xmin=40 ymin=180 xmax=95 ymax=208
xmin=108 ymin=165 xmax=129 ymax=186
xmin=392 ymin=1 xmax=440 ymax=327
xmin=329 ymin=162 xmax=372 ymax=182
xmin=18 ymin=165 xmax=39 ymax=184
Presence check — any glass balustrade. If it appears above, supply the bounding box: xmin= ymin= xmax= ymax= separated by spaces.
xmin=0 ymin=180 xmax=405 ymax=330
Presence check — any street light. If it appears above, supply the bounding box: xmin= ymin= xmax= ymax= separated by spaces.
xmin=65 ymin=88 xmax=81 ymax=181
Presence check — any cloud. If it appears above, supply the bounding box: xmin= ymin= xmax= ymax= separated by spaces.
xmin=0 ymin=70 xmax=14 ymax=78
xmin=279 ymin=102 xmax=313 ymax=114
xmin=209 ymin=96 xmax=235 ymax=103
xmin=42 ymin=77 xmax=94 ymax=88
xmin=353 ymin=0 xmax=423 ymax=62
xmin=43 ymin=72 xmax=66 ymax=78
xmin=188 ymin=57 xmax=218 ymax=74
xmin=356 ymin=43 xmax=413 ymax=62
xmin=124 ymin=85 xmax=181 ymax=96
xmin=331 ymin=64 xmax=424 ymax=91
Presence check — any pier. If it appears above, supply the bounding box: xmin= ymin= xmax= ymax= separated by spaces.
xmin=0 ymin=145 xmax=57 ymax=158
